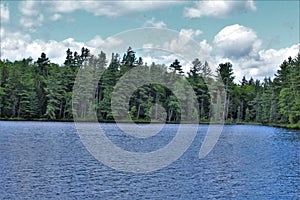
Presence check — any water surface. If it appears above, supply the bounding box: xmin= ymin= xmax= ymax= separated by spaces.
xmin=0 ymin=121 xmax=299 ymax=199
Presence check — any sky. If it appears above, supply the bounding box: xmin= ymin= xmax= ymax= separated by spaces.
xmin=0 ymin=0 xmax=299 ymax=81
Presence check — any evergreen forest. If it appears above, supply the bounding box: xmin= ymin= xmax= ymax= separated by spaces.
xmin=0 ymin=47 xmax=299 ymax=128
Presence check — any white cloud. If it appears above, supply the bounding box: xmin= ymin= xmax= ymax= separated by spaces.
xmin=50 ymin=13 xmax=62 ymax=21
xmin=245 ymin=44 xmax=299 ymax=77
xmin=0 ymin=29 xmax=123 ymax=64
xmin=159 ymin=30 xmax=213 ymax=71
xmin=1 ymin=30 xmax=32 ymax=60
xmin=143 ymin=18 xmax=166 ymax=28
xmin=47 ymin=1 xmax=181 ymax=17
xmin=212 ymin=24 xmax=299 ymax=81
xmin=0 ymin=28 xmax=4 ymax=39
xmin=162 ymin=34 xmax=193 ymax=57
xmin=141 ymin=50 xmax=192 ymax=73
xmin=16 ymin=1 xmax=182 ymax=31
xmin=86 ymin=35 xmax=123 ymax=53
xmin=19 ymin=14 xmax=44 ymax=31
xmin=0 ymin=3 xmax=9 ymax=23
xmin=214 ymin=24 xmax=261 ymax=58
xmin=179 ymin=29 xmax=203 ymax=39
xmin=215 ymin=44 xmax=299 ymax=82
xmin=198 ymin=40 xmax=215 ymax=68
xmin=19 ymin=1 xmax=40 ymax=16
xmin=184 ymin=0 xmax=256 ymax=18
xmin=19 ymin=1 xmax=44 ymax=31
xmin=199 ymin=40 xmax=212 ymax=53
xmin=18 ymin=1 xmax=181 ymax=19
xmin=162 ymin=28 xmax=204 ymax=54
xmin=136 ymin=29 xmax=211 ymax=74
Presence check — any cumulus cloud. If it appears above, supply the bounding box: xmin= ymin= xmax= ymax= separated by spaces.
xmin=19 ymin=14 xmax=44 ymax=31
xmin=141 ymin=50 xmax=192 ymax=73
xmin=184 ymin=0 xmax=256 ymax=18
xmin=242 ymin=44 xmax=299 ymax=77
xmin=19 ymin=1 xmax=44 ymax=31
xmin=18 ymin=1 xmax=181 ymax=19
xmin=162 ymin=28 xmax=204 ymax=54
xmin=0 ymin=3 xmax=10 ymax=23
xmin=214 ymin=24 xmax=261 ymax=58
xmin=179 ymin=29 xmax=203 ymax=39
xmin=212 ymin=24 xmax=299 ymax=81
xmin=0 ymin=29 xmax=123 ymax=64
xmin=214 ymin=44 xmax=299 ymax=82
xmin=136 ymin=29 xmax=211 ymax=73
xmin=143 ymin=18 xmax=166 ymax=28
xmin=19 ymin=1 xmax=40 ymax=16
xmin=1 ymin=30 xmax=33 ymax=60
xmin=86 ymin=35 xmax=123 ymax=52
xmin=48 ymin=1 xmax=181 ymax=17
xmin=16 ymin=1 xmax=182 ymax=31
xmin=199 ymin=40 xmax=212 ymax=53
xmin=142 ymin=52 xmax=179 ymax=65
xmin=1 ymin=33 xmax=81 ymax=64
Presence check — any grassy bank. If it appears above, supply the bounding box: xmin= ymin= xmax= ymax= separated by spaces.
xmin=267 ymin=123 xmax=300 ymax=130
xmin=237 ymin=121 xmax=300 ymax=130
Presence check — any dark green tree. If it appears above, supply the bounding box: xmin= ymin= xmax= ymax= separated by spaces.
xmin=216 ymin=62 xmax=235 ymax=120
xmin=169 ymin=59 xmax=184 ymax=74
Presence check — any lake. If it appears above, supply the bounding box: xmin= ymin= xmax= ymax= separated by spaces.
xmin=0 ymin=121 xmax=299 ymax=199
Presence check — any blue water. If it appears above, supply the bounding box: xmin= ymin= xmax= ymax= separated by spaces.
xmin=0 ymin=121 xmax=299 ymax=199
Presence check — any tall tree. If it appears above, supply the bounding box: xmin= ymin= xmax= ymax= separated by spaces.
xmin=216 ymin=62 xmax=235 ymax=120
xmin=169 ymin=59 xmax=184 ymax=74
xmin=187 ymin=58 xmax=211 ymax=120
xmin=35 ymin=52 xmax=50 ymax=117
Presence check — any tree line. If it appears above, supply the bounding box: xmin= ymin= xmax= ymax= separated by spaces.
xmin=0 ymin=47 xmax=299 ymax=126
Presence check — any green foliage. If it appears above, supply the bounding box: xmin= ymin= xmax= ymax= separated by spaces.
xmin=187 ymin=59 xmax=211 ymax=121
xmin=0 ymin=47 xmax=299 ymax=127
xmin=169 ymin=59 xmax=184 ymax=74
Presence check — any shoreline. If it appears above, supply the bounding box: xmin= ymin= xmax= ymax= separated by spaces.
xmin=1 ymin=118 xmax=299 ymax=130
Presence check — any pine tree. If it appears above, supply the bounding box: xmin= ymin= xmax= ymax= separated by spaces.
xmin=187 ymin=58 xmax=211 ymax=120
xmin=35 ymin=52 xmax=50 ymax=117
xmin=216 ymin=62 xmax=235 ymax=120
xmin=169 ymin=59 xmax=184 ymax=74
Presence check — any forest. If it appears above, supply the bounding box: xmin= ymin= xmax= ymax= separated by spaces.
xmin=0 ymin=47 xmax=299 ymax=128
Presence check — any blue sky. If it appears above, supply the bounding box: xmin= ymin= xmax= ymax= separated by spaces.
xmin=0 ymin=0 xmax=299 ymax=81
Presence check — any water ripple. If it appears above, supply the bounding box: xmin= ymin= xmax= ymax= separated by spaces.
xmin=0 ymin=122 xmax=299 ymax=199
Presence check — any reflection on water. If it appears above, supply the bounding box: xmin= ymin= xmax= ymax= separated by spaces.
xmin=0 ymin=122 xmax=299 ymax=199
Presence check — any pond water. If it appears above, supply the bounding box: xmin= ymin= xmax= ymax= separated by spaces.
xmin=0 ymin=121 xmax=299 ymax=199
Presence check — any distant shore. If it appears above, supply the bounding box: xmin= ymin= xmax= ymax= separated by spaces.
xmin=1 ymin=118 xmax=299 ymax=130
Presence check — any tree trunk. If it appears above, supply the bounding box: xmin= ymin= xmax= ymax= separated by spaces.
xmin=59 ymin=101 xmax=63 ymax=118
xmin=12 ymin=102 xmax=17 ymax=118
xmin=168 ymin=110 xmax=173 ymax=122
xmin=136 ymin=104 xmax=141 ymax=119
xmin=155 ymin=92 xmax=158 ymax=119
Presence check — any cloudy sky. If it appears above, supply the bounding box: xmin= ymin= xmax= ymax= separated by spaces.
xmin=0 ymin=0 xmax=299 ymax=81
